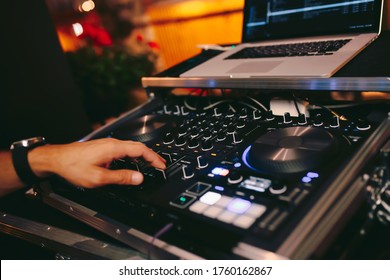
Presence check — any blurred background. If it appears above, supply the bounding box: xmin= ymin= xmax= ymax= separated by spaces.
xmin=42 ymin=0 xmax=390 ymax=124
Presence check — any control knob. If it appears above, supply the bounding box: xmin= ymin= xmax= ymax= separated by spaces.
xmin=227 ymin=171 xmax=243 ymax=184
xmin=202 ymin=140 xmax=213 ymax=151
xmin=253 ymin=110 xmax=262 ymax=120
xmin=356 ymin=119 xmax=371 ymax=131
xmin=298 ymin=113 xmax=307 ymax=125
xmin=175 ymin=136 xmax=186 ymax=147
xmin=283 ymin=112 xmax=292 ymax=124
xmin=313 ymin=114 xmax=323 ymax=126
xmin=163 ymin=132 xmax=174 ymax=144
xmin=239 ymin=108 xmax=248 ymax=118
xmin=266 ymin=110 xmax=275 ymax=121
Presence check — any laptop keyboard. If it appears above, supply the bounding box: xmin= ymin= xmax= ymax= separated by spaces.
xmin=225 ymin=39 xmax=351 ymax=59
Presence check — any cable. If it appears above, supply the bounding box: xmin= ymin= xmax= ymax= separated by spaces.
xmin=184 ymin=98 xmax=198 ymax=111
xmin=292 ymin=94 xmax=302 ymax=116
xmin=294 ymin=95 xmax=347 ymax=120
xmin=147 ymin=222 xmax=174 ymax=260
xmin=245 ymin=96 xmax=268 ymax=111
xmin=238 ymin=101 xmax=259 ymax=111
xmin=202 ymin=100 xmax=233 ymax=110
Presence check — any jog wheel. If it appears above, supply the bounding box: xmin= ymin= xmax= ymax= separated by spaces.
xmin=111 ymin=115 xmax=174 ymax=143
xmin=244 ymin=127 xmax=340 ymax=174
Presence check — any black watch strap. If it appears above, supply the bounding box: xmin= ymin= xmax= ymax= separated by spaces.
xmin=11 ymin=146 xmax=41 ymax=185
xmin=11 ymin=137 xmax=46 ymax=185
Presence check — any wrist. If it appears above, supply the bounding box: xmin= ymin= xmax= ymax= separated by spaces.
xmin=27 ymin=145 xmax=55 ymax=179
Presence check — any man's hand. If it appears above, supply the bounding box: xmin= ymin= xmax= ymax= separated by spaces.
xmin=29 ymin=138 xmax=166 ymax=188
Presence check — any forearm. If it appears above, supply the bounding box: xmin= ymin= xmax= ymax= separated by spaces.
xmin=0 ymin=151 xmax=25 ymax=196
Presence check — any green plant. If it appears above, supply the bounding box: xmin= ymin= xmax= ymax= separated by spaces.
xmin=66 ymin=45 xmax=155 ymax=123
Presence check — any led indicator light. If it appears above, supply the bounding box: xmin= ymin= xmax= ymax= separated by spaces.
xmin=302 ymin=177 xmax=312 ymax=183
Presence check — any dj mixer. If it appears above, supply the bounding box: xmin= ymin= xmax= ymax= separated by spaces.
xmin=42 ymin=93 xmax=390 ymax=259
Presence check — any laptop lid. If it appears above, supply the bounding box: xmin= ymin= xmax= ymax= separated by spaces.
xmin=242 ymin=0 xmax=383 ymax=43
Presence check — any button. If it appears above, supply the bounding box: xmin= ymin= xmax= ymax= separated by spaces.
xmin=215 ymin=196 xmax=233 ymax=208
xmin=246 ymin=204 xmax=267 ymax=218
xmin=186 ymin=182 xmax=211 ymax=195
xmin=227 ymin=198 xmax=251 ymax=214
xmin=307 ymin=172 xmax=319 ymax=178
xmin=203 ymin=206 xmax=223 ymax=218
xmin=217 ymin=211 xmax=238 ymax=223
xmin=170 ymin=193 xmax=196 ymax=209
xmin=189 ymin=201 xmax=209 ymax=214
xmin=200 ymin=192 xmax=222 ymax=205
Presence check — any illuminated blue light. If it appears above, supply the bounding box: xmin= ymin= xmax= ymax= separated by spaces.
xmin=234 ymin=162 xmax=242 ymax=168
xmin=302 ymin=177 xmax=312 ymax=183
xmin=307 ymin=172 xmax=319 ymax=178
xmin=227 ymin=198 xmax=252 ymax=214
xmin=214 ymin=186 xmax=224 ymax=191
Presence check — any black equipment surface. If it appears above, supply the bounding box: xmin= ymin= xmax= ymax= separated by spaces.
xmin=45 ymin=94 xmax=389 ymax=259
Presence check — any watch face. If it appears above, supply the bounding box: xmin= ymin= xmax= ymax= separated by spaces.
xmin=10 ymin=136 xmax=46 ymax=150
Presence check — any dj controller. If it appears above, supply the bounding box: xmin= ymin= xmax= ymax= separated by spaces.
xmin=44 ymin=93 xmax=390 ymax=259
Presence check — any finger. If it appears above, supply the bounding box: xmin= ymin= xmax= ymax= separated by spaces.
xmin=115 ymin=142 xmax=166 ymax=169
xmin=94 ymin=168 xmax=145 ymax=186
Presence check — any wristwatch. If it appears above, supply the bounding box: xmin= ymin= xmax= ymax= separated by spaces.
xmin=10 ymin=136 xmax=47 ymax=185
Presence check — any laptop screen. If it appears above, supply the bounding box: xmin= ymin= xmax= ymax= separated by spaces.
xmin=242 ymin=0 xmax=383 ymax=42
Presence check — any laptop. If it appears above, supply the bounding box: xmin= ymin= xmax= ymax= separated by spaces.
xmin=180 ymin=0 xmax=384 ymax=78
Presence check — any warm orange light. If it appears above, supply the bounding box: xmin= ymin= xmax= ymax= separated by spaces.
xmin=79 ymin=0 xmax=95 ymax=12
xmin=143 ymin=0 xmax=244 ymax=69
